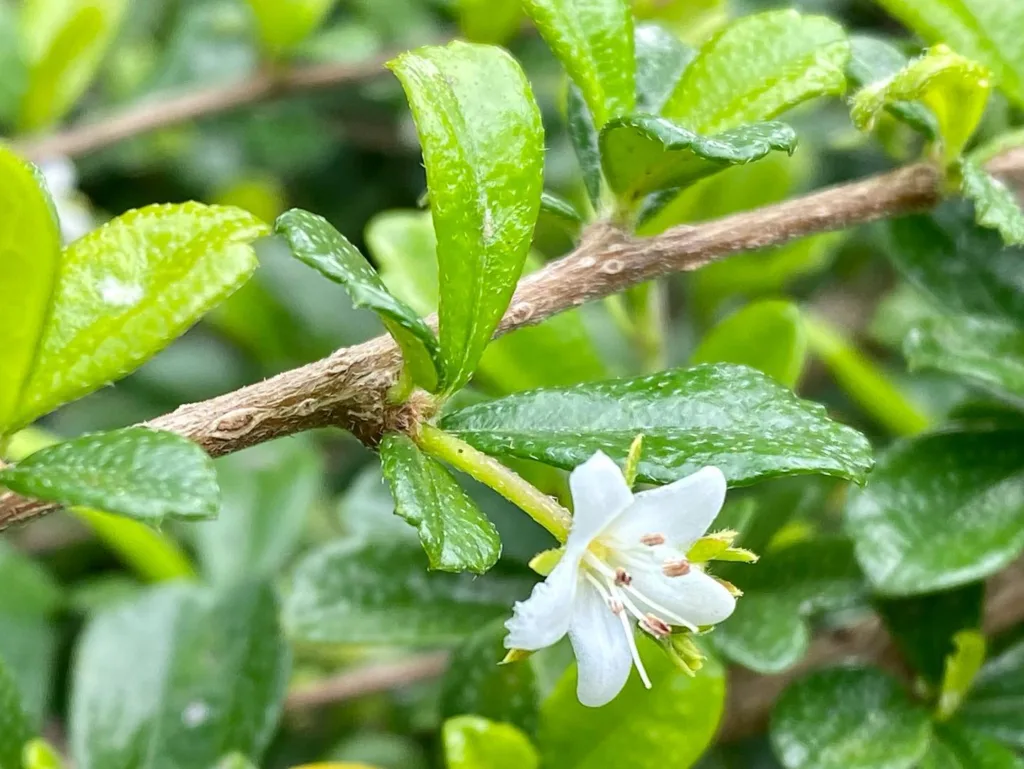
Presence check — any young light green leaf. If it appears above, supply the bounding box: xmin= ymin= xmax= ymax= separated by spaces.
xmin=937 ymin=630 xmax=986 ymax=720
xmin=457 ymin=0 xmax=522 ymax=44
xmin=846 ymin=35 xmax=939 ymax=138
xmin=22 ymin=739 xmax=66 ymax=769
xmin=244 ymin=0 xmax=338 ymax=56
xmin=19 ymin=0 xmax=128 ymax=130
xmin=14 ymin=203 xmax=267 ymax=430
xmin=522 ymin=0 xmax=634 ymax=127
xmin=663 ymin=10 xmax=849 ymax=134
xmin=0 ymin=654 xmax=31 ymax=769
xmin=851 ymin=45 xmax=991 ymax=165
xmin=770 ymin=667 xmax=931 ymax=769
xmin=691 ymin=300 xmax=807 ymax=388
xmin=566 ymin=84 xmax=603 ymax=208
xmin=921 ymin=724 xmax=1024 ymax=769
xmin=845 ymin=429 xmax=1024 ymax=596
xmin=275 ymin=208 xmax=441 ymax=391
xmin=599 ymin=116 xmax=797 ymax=204
xmin=388 ymin=42 xmax=544 ymax=393
xmin=960 ymin=158 xmax=1024 ymax=245
xmin=0 ymin=427 xmax=219 ymax=524
xmin=441 ymin=364 xmax=874 ymax=487
xmin=634 ymin=23 xmax=695 ymax=115
xmin=283 ymin=539 xmax=533 ymax=646
xmin=444 ymin=716 xmax=539 ymax=769
xmin=540 ymin=638 xmax=724 ymax=769
xmin=70 ymin=581 xmax=290 ymax=769
xmin=0 ymin=147 xmax=61 ymax=436
xmin=380 ymin=433 xmax=500 ymax=574
xmin=959 ymin=634 xmax=1024 ymax=749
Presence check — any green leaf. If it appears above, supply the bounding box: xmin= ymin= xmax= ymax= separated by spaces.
xmin=388 ymin=42 xmax=544 ymax=393
xmin=457 ymin=0 xmax=522 ymax=44
xmin=714 ymin=593 xmax=809 ymax=674
xmin=846 ymin=35 xmax=939 ymax=138
xmin=692 ymin=300 xmax=807 ymax=388
xmin=851 ymin=45 xmax=990 ymax=165
xmin=380 ymin=433 xmax=500 ymax=574
xmin=845 ymin=428 xmax=1024 ymax=596
xmin=522 ymin=0 xmax=634 ymax=127
xmin=275 ymin=208 xmax=441 ymax=391
xmin=0 ymin=4 xmax=27 ymax=128
xmin=19 ymin=0 xmax=128 ymax=130
xmin=566 ymin=84 xmax=603 ymax=208
xmin=872 ymin=0 xmax=1024 ymax=108
xmin=444 ymin=716 xmax=539 ymax=769
xmin=0 ymin=427 xmax=219 ymax=524
xmin=905 ymin=313 xmax=1024 ymax=407
xmin=194 ymin=438 xmax=324 ymax=586
xmin=539 ymin=191 xmax=583 ymax=230
xmin=69 ymin=581 xmax=290 ymax=769
xmin=243 ymin=0 xmax=337 ymax=56
xmin=0 ymin=654 xmax=31 ymax=769
xmin=921 ymin=724 xmax=1024 ymax=769
xmin=770 ymin=667 xmax=932 ymax=769
xmin=959 ymin=633 xmax=1024 ymax=748
xmin=441 ymin=364 xmax=873 ymax=487
xmin=960 ymin=158 xmax=1024 ymax=245
xmin=283 ymin=539 xmax=533 ymax=646
xmin=662 ymin=10 xmax=849 ymax=134
xmin=937 ymin=631 xmax=986 ymax=720
xmin=540 ymin=637 xmax=724 ymax=769
xmin=600 ymin=116 xmax=797 ymax=204
xmin=14 ymin=203 xmax=267 ymax=430
xmin=634 ymin=22 xmax=695 ymax=115
xmin=0 ymin=148 xmax=61 ymax=437
xmin=22 ymin=739 xmax=66 ymax=769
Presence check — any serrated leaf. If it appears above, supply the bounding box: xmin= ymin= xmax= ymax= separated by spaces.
xmin=959 ymin=634 xmax=1024 ymax=749
xmin=846 ymin=35 xmax=939 ymax=137
xmin=540 ymin=637 xmax=723 ymax=769
xmin=692 ymin=300 xmax=808 ymax=388
xmin=937 ymin=631 xmax=986 ymax=720
xmin=389 ymin=42 xmax=544 ymax=393
xmin=275 ymin=208 xmax=441 ymax=391
xmin=770 ymin=667 xmax=931 ymax=769
xmin=457 ymin=0 xmax=522 ymax=44
xmin=13 ymin=203 xmax=267 ymax=430
xmin=634 ymin=22 xmax=695 ymax=114
xmin=921 ymin=724 xmax=1024 ymax=769
xmin=0 ymin=427 xmax=219 ymax=524
xmin=662 ymin=10 xmax=849 ymax=134
xmin=845 ymin=428 xmax=1024 ymax=596
xmin=380 ymin=433 xmax=500 ymax=574
xmin=851 ymin=45 xmax=990 ymax=164
xmin=243 ymin=0 xmax=337 ymax=56
xmin=441 ymin=364 xmax=873 ymax=487
xmin=444 ymin=716 xmax=539 ymax=769
xmin=283 ymin=539 xmax=533 ymax=646
xmin=69 ymin=581 xmax=290 ymax=769
xmin=0 ymin=654 xmax=31 ymax=769
xmin=600 ymin=116 xmax=797 ymax=204
xmin=19 ymin=0 xmax=128 ymax=130
xmin=522 ymin=0 xmax=634 ymax=127
xmin=960 ymin=158 xmax=1024 ymax=245
xmin=566 ymin=84 xmax=603 ymax=208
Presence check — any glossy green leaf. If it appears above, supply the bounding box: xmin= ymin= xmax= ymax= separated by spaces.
xmin=905 ymin=313 xmax=1024 ymax=407
xmin=872 ymin=0 xmax=1024 ymax=107
xmin=0 ymin=427 xmax=219 ymax=524
xmin=444 ymin=716 xmax=539 ymax=769
xmin=69 ymin=581 xmax=290 ymax=769
xmin=937 ymin=631 xmax=986 ymax=720
xmin=960 ymin=158 xmax=1024 ymax=245
xmin=566 ymin=84 xmax=603 ymax=208
xmin=441 ymin=364 xmax=873 ymax=487
xmin=770 ymin=667 xmax=931 ymax=769
xmin=851 ymin=45 xmax=990 ymax=164
xmin=389 ymin=42 xmax=544 ymax=393
xmin=921 ymin=724 xmax=1024 ymax=769
xmin=14 ymin=203 xmax=267 ymax=430
xmin=457 ymin=0 xmax=522 ymax=44
xmin=0 ymin=148 xmax=60 ymax=436
xmin=540 ymin=637 xmax=724 ymax=769
xmin=522 ymin=0 xmax=634 ymax=127
xmin=283 ymin=539 xmax=533 ymax=646
xmin=0 ymin=655 xmax=31 ymax=769
xmin=275 ymin=208 xmax=440 ymax=391
xmin=846 ymin=35 xmax=938 ymax=137
xmin=663 ymin=10 xmax=849 ymax=134
xmin=714 ymin=593 xmax=809 ymax=674
xmin=244 ymin=0 xmax=337 ymax=56
xmin=845 ymin=429 xmax=1024 ymax=596
xmin=380 ymin=433 xmax=500 ymax=574
xmin=633 ymin=0 xmax=725 ymax=44
xmin=959 ymin=633 xmax=1024 ymax=749
xmin=194 ymin=438 xmax=324 ymax=586
xmin=634 ymin=22 xmax=695 ymax=114
xmin=692 ymin=300 xmax=807 ymax=388
xmin=19 ymin=0 xmax=128 ymax=130
xmin=539 ymin=191 xmax=583 ymax=229
xmin=600 ymin=116 xmax=797 ymax=204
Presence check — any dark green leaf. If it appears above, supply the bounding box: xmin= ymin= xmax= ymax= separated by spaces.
xmin=845 ymin=429 xmax=1024 ymax=596
xmin=0 ymin=655 xmax=31 ymax=769
xmin=959 ymin=633 xmax=1024 ymax=748
xmin=714 ymin=593 xmax=809 ymax=674
xmin=539 ymin=191 xmax=583 ymax=230
xmin=441 ymin=364 xmax=873 ymax=487
xmin=634 ymin=22 xmax=695 ymax=115
xmin=444 ymin=716 xmax=539 ymax=769
xmin=960 ymin=158 xmax=1024 ymax=246
xmin=567 ymin=84 xmax=603 ymax=208
xmin=846 ymin=35 xmax=938 ymax=137
xmin=921 ymin=724 xmax=1024 ymax=768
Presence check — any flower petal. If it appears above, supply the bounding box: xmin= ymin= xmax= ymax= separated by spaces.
xmin=606 ymin=466 xmax=726 ymax=550
xmin=569 ymin=582 xmax=633 ymax=707
xmin=504 ymin=555 xmax=580 ymax=651
xmin=567 ymin=451 xmax=633 ymax=554
xmin=631 ymin=562 xmax=736 ymax=628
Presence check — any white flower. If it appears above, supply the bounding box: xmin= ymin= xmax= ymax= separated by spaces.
xmin=505 ymin=451 xmax=736 ymax=707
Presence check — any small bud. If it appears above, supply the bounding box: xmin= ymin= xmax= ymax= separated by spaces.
xmin=663 ymin=632 xmax=706 ymax=677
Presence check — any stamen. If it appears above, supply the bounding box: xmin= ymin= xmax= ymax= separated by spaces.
xmin=640 ymin=533 xmax=666 ymax=546
xmin=662 ymin=558 xmax=691 ymax=577
xmin=621 ymin=584 xmax=698 ymax=632
xmin=614 ymin=567 xmax=632 ymax=586
xmin=609 ymin=599 xmax=624 ymax=614
xmin=584 ymin=552 xmax=699 ymax=633
xmin=616 ymin=604 xmax=652 ymax=689
xmin=641 ymin=613 xmax=671 ymax=637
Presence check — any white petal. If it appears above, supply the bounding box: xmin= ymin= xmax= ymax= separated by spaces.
xmin=566 ymin=451 xmax=633 ymax=554
xmin=605 ymin=466 xmax=726 ymax=550
xmin=631 ymin=563 xmax=736 ymax=628
xmin=568 ymin=582 xmax=633 ymax=707
xmin=504 ymin=555 xmax=580 ymax=651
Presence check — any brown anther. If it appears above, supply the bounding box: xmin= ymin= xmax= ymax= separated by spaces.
xmin=640 ymin=533 xmax=666 ymax=546
xmin=614 ymin=567 xmax=633 ymax=586
xmin=662 ymin=558 xmax=691 ymax=577
xmin=642 ymin=613 xmax=672 ymax=637
xmin=608 ymin=599 xmax=624 ymax=615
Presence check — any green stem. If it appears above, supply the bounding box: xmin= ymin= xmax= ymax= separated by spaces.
xmin=415 ymin=424 xmax=573 ymax=542
xmin=629 ymin=282 xmax=668 ymax=373
xmin=387 ymin=365 xmax=415 ymax=404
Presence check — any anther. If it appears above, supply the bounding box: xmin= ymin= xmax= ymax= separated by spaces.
xmin=642 ymin=613 xmax=672 ymax=637
xmin=614 ymin=567 xmax=632 ymax=586
xmin=608 ymin=599 xmax=624 ymax=614
xmin=640 ymin=533 xmax=666 ymax=546
xmin=662 ymin=558 xmax=691 ymax=577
